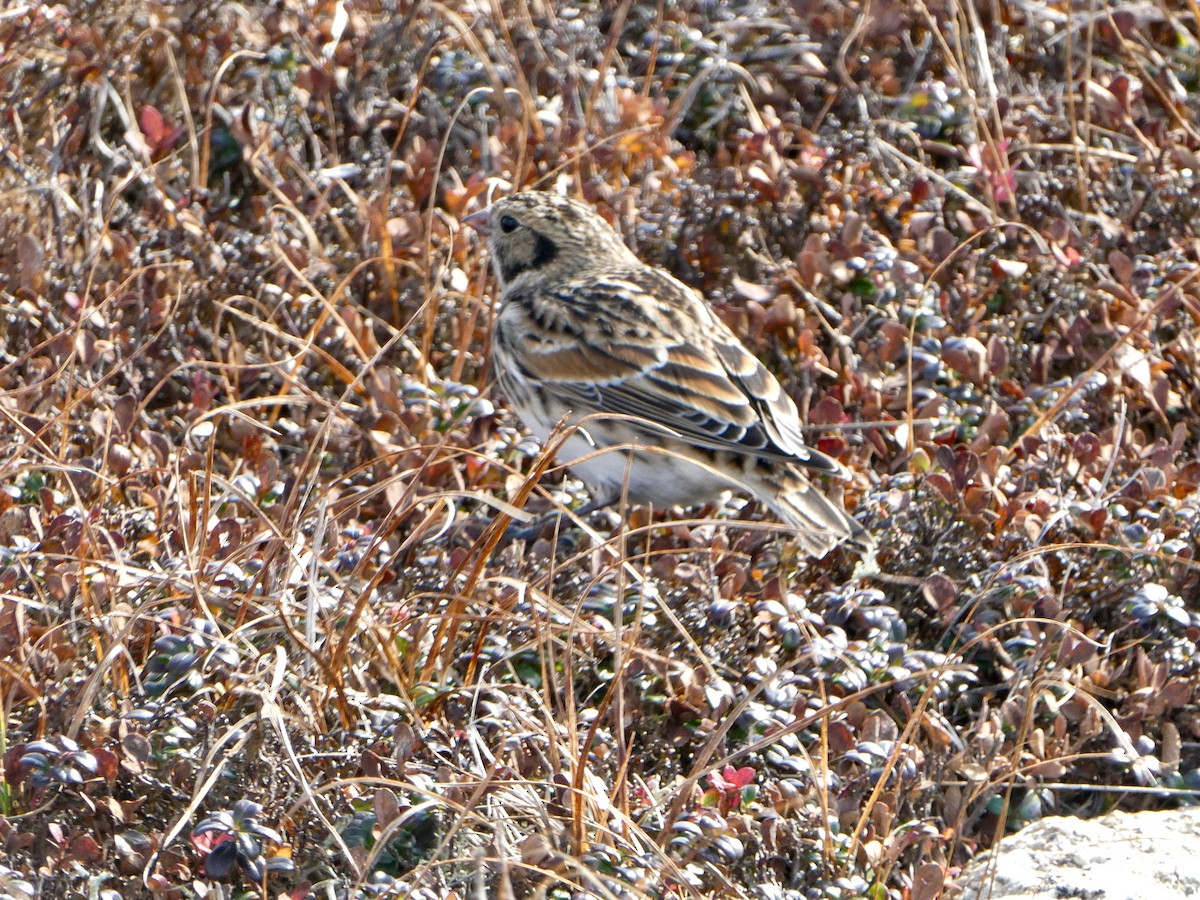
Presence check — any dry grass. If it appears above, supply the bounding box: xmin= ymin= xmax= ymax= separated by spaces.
xmin=2 ymin=0 xmax=1200 ymax=898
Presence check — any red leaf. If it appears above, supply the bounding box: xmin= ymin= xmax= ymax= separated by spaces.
xmin=140 ymin=105 xmax=166 ymax=147
xmin=139 ymin=105 xmax=183 ymax=156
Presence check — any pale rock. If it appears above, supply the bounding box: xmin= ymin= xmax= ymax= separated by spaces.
xmin=957 ymin=808 xmax=1200 ymax=899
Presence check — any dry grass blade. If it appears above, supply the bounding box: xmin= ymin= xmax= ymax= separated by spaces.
xmin=2 ymin=0 xmax=1199 ymax=896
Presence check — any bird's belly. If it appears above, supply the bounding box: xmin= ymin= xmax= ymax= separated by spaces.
xmin=547 ymin=425 xmax=740 ymax=508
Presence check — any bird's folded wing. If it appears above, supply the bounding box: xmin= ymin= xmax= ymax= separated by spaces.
xmin=512 ymin=273 xmax=841 ymax=474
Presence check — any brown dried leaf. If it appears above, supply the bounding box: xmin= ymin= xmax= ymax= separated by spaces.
xmin=18 ymin=234 xmax=46 ymax=294
xmin=942 ymin=336 xmax=986 ymax=383
xmin=374 ymin=787 xmax=401 ymax=827
xmin=921 ymin=573 xmax=958 ymax=612
xmin=861 ymin=710 xmax=898 ymax=743
xmin=912 ymin=862 xmax=945 ymax=900
xmin=925 ymin=472 xmax=956 ymax=505
xmin=394 ymin=722 xmax=417 ymax=765
xmin=1108 ymin=249 xmax=1134 ymax=287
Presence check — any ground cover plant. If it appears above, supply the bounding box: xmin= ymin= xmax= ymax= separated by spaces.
xmin=2 ymin=0 xmax=1199 ymax=897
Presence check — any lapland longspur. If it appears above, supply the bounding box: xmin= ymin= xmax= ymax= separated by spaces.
xmin=467 ymin=191 xmax=870 ymax=558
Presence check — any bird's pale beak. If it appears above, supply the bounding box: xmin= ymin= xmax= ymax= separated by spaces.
xmin=463 ymin=208 xmax=491 ymax=237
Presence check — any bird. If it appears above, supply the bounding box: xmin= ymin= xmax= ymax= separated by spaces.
xmin=465 ymin=191 xmax=870 ymax=558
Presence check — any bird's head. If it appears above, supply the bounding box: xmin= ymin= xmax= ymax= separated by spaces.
xmin=465 ymin=192 xmax=637 ymax=290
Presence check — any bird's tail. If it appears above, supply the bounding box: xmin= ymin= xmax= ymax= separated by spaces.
xmin=757 ymin=472 xmax=873 ymax=559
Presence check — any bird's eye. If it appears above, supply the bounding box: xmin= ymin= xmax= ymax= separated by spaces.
xmin=499 ymin=214 xmax=520 ymax=234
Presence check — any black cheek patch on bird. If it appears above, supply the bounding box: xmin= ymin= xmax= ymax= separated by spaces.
xmin=499 ymin=233 xmax=560 ymax=283
xmin=532 ymin=232 xmax=559 ymax=268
